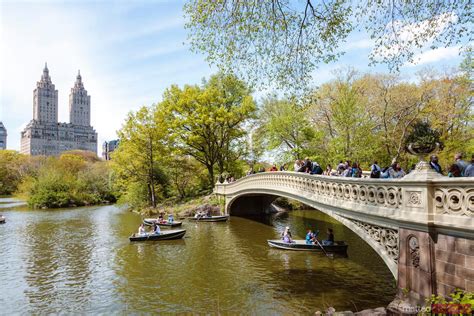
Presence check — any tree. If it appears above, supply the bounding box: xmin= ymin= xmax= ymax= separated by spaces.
xmin=161 ymin=72 xmax=256 ymax=188
xmin=113 ymin=106 xmax=169 ymax=208
xmin=256 ymin=96 xmax=316 ymax=161
xmin=184 ymin=0 xmax=472 ymax=89
xmin=0 ymin=150 xmax=28 ymax=195
xmin=308 ymin=72 xmax=379 ymax=165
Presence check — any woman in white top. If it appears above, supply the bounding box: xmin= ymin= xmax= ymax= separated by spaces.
xmin=138 ymin=224 xmax=147 ymax=236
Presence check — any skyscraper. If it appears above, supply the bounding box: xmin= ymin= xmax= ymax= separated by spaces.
xmin=20 ymin=64 xmax=97 ymax=156
xmin=0 ymin=122 xmax=7 ymax=150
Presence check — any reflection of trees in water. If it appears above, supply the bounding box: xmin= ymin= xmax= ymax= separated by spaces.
xmin=22 ymin=212 xmax=94 ymax=314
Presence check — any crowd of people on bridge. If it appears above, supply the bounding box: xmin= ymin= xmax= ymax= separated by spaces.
xmin=242 ymin=152 xmax=474 ymax=179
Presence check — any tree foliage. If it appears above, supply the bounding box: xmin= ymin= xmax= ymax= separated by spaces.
xmin=16 ymin=151 xmax=116 ymax=208
xmin=113 ymin=106 xmax=170 ymax=208
xmin=256 ymin=96 xmax=316 ymax=161
xmin=184 ymin=0 xmax=473 ymax=89
xmin=161 ymin=72 xmax=256 ymax=187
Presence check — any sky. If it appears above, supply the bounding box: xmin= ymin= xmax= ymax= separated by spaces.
xmin=0 ymin=0 xmax=465 ymax=153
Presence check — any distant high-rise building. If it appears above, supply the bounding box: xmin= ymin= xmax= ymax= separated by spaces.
xmin=0 ymin=122 xmax=7 ymax=150
xmin=20 ymin=64 xmax=97 ymax=156
xmin=102 ymin=139 xmax=119 ymax=160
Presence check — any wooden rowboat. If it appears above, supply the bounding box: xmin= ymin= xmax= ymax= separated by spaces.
xmin=143 ymin=218 xmax=182 ymax=227
xmin=188 ymin=215 xmax=229 ymax=222
xmin=267 ymin=239 xmax=348 ymax=253
xmin=129 ymin=229 xmax=186 ymax=242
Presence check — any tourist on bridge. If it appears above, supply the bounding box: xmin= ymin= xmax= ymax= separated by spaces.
xmin=454 ymin=153 xmax=468 ymax=176
xmin=464 ymin=155 xmax=474 ymax=177
xmin=323 ymin=164 xmax=333 ymax=176
xmin=448 ymin=163 xmax=462 ymax=177
xmin=269 ymin=164 xmax=278 ymax=171
xmin=342 ymin=161 xmax=352 ymax=177
xmin=381 ymin=162 xmax=405 ymax=179
xmin=370 ymin=161 xmax=381 ymax=178
xmin=429 ymin=155 xmax=443 ymax=174
xmin=294 ymin=160 xmax=303 ymax=172
xmin=351 ymin=162 xmax=362 ymax=178
xmin=310 ymin=161 xmax=323 ymax=175
xmin=322 ymin=228 xmax=334 ymax=246
xmin=279 ymin=164 xmax=287 ymax=171
xmin=299 ymin=158 xmax=313 ymax=173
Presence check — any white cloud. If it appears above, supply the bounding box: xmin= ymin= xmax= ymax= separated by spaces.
xmin=372 ymin=12 xmax=458 ymax=59
xmin=405 ymin=46 xmax=461 ymax=67
xmin=343 ymin=38 xmax=373 ymax=51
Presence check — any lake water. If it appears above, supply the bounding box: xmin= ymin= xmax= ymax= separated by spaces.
xmin=0 ymin=198 xmax=395 ymax=314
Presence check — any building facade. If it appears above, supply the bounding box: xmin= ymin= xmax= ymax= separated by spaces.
xmin=20 ymin=64 xmax=97 ymax=156
xmin=0 ymin=122 xmax=7 ymax=150
xmin=102 ymin=139 xmax=119 ymax=160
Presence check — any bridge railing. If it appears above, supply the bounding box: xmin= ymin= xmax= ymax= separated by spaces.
xmin=215 ymin=171 xmax=473 ymax=234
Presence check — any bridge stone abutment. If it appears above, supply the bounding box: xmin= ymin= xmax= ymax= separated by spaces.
xmin=215 ymin=166 xmax=474 ymax=311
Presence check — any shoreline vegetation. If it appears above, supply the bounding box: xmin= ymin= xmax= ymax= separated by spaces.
xmin=0 ymin=150 xmax=117 ymax=209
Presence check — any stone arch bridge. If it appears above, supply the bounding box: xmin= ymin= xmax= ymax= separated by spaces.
xmin=214 ymin=168 xmax=474 ymax=307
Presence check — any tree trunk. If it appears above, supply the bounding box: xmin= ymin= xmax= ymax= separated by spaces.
xmin=148 ymin=136 xmax=156 ymax=208
xmin=207 ymin=164 xmax=215 ymax=190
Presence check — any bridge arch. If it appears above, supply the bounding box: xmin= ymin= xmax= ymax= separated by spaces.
xmin=226 ymin=190 xmax=399 ymax=278
xmin=215 ymin=170 xmax=474 ymax=306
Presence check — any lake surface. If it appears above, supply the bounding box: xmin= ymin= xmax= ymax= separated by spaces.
xmin=0 ymin=198 xmax=395 ymax=314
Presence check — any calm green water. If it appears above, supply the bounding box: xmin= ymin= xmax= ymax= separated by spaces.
xmin=0 ymin=198 xmax=395 ymax=314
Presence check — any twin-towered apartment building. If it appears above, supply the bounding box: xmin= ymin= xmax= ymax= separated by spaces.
xmin=20 ymin=64 xmax=97 ymax=156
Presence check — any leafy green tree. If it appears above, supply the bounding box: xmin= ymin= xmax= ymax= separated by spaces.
xmin=308 ymin=74 xmax=378 ymax=165
xmin=0 ymin=150 xmax=28 ymax=195
xmin=256 ymin=96 xmax=316 ymax=161
xmin=113 ymin=106 xmax=169 ymax=208
xmin=161 ymin=72 xmax=256 ymax=188
xmin=17 ymin=151 xmax=116 ymax=208
xmin=184 ymin=0 xmax=472 ymax=89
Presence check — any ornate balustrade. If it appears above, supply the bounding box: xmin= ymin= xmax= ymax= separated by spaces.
xmin=215 ymin=171 xmax=473 ymax=234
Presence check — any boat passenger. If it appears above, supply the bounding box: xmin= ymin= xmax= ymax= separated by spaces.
xmin=305 ymin=230 xmax=314 ymax=245
xmin=158 ymin=213 xmax=164 ymax=222
xmin=138 ymin=224 xmax=147 ymax=236
xmin=153 ymin=223 xmax=161 ymax=235
xmin=168 ymin=214 xmax=174 ymax=223
xmin=322 ymin=228 xmax=334 ymax=246
xmin=281 ymin=226 xmax=293 ymax=243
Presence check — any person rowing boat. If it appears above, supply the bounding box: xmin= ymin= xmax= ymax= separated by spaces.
xmin=305 ymin=229 xmax=319 ymax=245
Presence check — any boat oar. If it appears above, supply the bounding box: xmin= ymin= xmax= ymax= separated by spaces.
xmin=314 ymin=239 xmax=331 ymax=258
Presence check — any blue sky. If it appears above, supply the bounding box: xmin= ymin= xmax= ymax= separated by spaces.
xmin=0 ymin=0 xmax=464 ymax=152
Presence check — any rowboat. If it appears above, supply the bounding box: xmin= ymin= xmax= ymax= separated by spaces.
xmin=129 ymin=229 xmax=186 ymax=242
xmin=143 ymin=218 xmax=182 ymax=227
xmin=267 ymin=239 xmax=348 ymax=253
xmin=188 ymin=215 xmax=229 ymax=222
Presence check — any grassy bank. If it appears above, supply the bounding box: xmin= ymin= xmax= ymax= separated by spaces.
xmin=130 ymin=194 xmax=225 ymax=218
